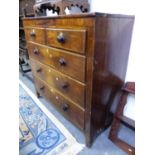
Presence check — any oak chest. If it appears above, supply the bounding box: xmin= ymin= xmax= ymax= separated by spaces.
xmin=23 ymin=12 xmax=134 ymax=146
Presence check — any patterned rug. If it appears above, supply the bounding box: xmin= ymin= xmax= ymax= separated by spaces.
xmin=19 ymin=80 xmax=84 ymax=155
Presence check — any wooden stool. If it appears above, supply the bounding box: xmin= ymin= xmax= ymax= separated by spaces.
xmin=109 ymin=82 xmax=135 ymax=155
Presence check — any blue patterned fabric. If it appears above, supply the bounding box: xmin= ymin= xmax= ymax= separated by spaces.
xmin=19 ymin=85 xmax=66 ymax=155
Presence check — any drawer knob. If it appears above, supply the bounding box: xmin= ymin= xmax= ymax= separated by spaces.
xmin=61 ymin=82 xmax=68 ymax=89
xmin=57 ymin=32 xmax=65 ymax=43
xmin=30 ymin=31 xmax=36 ymax=37
xmin=59 ymin=58 xmax=66 ymax=66
xmin=40 ymin=86 xmax=45 ymax=90
xmin=62 ymin=103 xmax=69 ymax=111
xmin=33 ymin=48 xmax=39 ymax=54
xmin=36 ymin=68 xmax=42 ymax=73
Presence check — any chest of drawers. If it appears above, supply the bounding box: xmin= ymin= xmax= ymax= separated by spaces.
xmin=23 ymin=12 xmax=134 ymax=146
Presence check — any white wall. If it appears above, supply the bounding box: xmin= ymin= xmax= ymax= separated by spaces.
xmin=89 ymin=0 xmax=136 ymax=81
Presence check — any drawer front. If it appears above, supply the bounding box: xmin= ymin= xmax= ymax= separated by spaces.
xmin=46 ymin=28 xmax=86 ymax=54
xmin=34 ymin=76 xmax=85 ymax=130
xmin=27 ymin=42 xmax=85 ymax=83
xmin=30 ymin=59 xmax=85 ymax=108
xmin=25 ymin=28 xmax=45 ymax=44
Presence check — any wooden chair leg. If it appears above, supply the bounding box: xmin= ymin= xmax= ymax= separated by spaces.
xmin=109 ymin=118 xmax=121 ymax=141
xmin=109 ymin=118 xmax=135 ymax=155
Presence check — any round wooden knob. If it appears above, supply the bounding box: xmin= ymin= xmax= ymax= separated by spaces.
xmin=30 ymin=31 xmax=36 ymax=37
xmin=62 ymin=103 xmax=69 ymax=111
xmin=33 ymin=48 xmax=39 ymax=54
xmin=40 ymin=86 xmax=45 ymax=90
xmin=59 ymin=58 xmax=66 ymax=66
xmin=36 ymin=68 xmax=42 ymax=73
xmin=61 ymin=82 xmax=68 ymax=89
xmin=57 ymin=32 xmax=65 ymax=43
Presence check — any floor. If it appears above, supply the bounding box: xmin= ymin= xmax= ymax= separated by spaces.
xmin=19 ymin=71 xmax=134 ymax=155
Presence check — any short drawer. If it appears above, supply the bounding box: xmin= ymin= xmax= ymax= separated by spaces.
xmin=46 ymin=28 xmax=86 ymax=54
xmin=30 ymin=58 xmax=85 ymax=108
xmin=34 ymin=76 xmax=85 ymax=130
xmin=27 ymin=42 xmax=85 ymax=83
xmin=24 ymin=27 xmax=45 ymax=44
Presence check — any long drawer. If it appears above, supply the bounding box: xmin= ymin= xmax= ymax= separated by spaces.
xmin=27 ymin=42 xmax=85 ymax=83
xmin=34 ymin=76 xmax=85 ymax=130
xmin=46 ymin=28 xmax=86 ymax=54
xmin=30 ymin=58 xmax=85 ymax=108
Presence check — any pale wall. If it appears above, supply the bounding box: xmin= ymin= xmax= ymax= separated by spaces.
xmin=89 ymin=0 xmax=136 ymax=81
